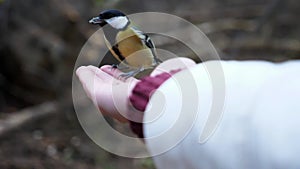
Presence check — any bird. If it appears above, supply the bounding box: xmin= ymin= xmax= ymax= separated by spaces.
xmin=89 ymin=9 xmax=161 ymax=78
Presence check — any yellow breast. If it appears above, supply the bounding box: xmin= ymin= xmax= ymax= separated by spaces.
xmin=116 ymin=28 xmax=154 ymax=68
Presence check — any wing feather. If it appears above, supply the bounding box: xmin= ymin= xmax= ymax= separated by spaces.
xmin=131 ymin=27 xmax=160 ymax=63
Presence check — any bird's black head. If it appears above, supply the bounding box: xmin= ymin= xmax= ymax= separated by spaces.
xmin=89 ymin=9 xmax=129 ymax=30
xmin=99 ymin=9 xmax=126 ymax=20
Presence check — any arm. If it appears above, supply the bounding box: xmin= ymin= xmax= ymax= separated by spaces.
xmin=145 ymin=60 xmax=300 ymax=169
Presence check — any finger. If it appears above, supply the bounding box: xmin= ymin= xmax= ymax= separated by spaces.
xmin=85 ymin=65 xmax=115 ymax=81
xmin=76 ymin=66 xmax=102 ymax=102
xmin=151 ymin=57 xmax=196 ymax=76
xmin=100 ymin=65 xmax=121 ymax=77
xmin=76 ymin=66 xmax=92 ymax=82
xmin=77 ymin=66 xmax=107 ymax=83
xmin=85 ymin=65 xmax=99 ymax=73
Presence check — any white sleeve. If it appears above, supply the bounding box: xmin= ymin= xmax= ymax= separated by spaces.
xmin=143 ymin=60 xmax=300 ymax=169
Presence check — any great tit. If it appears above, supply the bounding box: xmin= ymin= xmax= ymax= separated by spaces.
xmin=89 ymin=9 xmax=161 ymax=77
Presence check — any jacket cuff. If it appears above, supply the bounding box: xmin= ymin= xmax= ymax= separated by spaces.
xmin=129 ymin=69 xmax=181 ymax=138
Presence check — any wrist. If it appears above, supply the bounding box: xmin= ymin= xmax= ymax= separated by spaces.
xmin=128 ymin=69 xmax=181 ymax=138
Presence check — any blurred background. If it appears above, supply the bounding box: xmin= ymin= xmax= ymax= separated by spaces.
xmin=0 ymin=0 xmax=300 ymax=168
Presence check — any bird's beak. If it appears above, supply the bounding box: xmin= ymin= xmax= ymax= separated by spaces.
xmin=89 ymin=16 xmax=104 ymax=25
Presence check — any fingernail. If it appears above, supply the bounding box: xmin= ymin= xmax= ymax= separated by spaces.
xmin=76 ymin=66 xmax=87 ymax=75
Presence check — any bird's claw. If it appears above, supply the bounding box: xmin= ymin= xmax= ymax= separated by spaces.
xmin=111 ymin=63 xmax=131 ymax=71
xmin=111 ymin=64 xmax=118 ymax=69
xmin=117 ymin=67 xmax=145 ymax=80
xmin=118 ymin=71 xmax=138 ymax=80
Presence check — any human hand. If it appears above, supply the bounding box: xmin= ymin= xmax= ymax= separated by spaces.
xmin=76 ymin=57 xmax=196 ymax=123
xmin=76 ymin=65 xmax=139 ymax=122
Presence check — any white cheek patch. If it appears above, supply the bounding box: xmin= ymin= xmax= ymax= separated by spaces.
xmin=106 ymin=16 xmax=129 ymax=29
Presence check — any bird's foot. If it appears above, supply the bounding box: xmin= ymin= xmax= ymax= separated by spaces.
xmin=118 ymin=67 xmax=145 ymax=79
xmin=111 ymin=63 xmax=131 ymax=71
xmin=111 ymin=64 xmax=118 ymax=69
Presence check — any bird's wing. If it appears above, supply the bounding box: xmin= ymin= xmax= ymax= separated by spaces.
xmin=103 ymin=35 xmax=125 ymax=62
xmin=130 ymin=26 xmax=145 ymax=40
xmin=131 ymin=27 xmax=161 ymax=63
xmin=144 ymin=34 xmax=161 ymax=63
